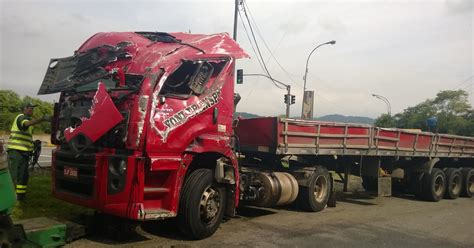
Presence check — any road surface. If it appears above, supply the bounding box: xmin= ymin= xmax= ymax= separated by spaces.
xmin=67 ymin=180 xmax=474 ymax=248
xmin=36 ymin=146 xmax=54 ymax=168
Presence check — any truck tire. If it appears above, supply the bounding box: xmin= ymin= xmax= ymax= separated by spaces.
xmin=178 ymin=168 xmax=226 ymax=240
xmin=420 ymin=168 xmax=446 ymax=202
xmin=296 ymin=166 xmax=331 ymax=212
xmin=361 ymin=176 xmax=378 ymax=191
xmin=443 ymin=168 xmax=462 ymax=199
xmin=460 ymin=168 xmax=474 ymax=197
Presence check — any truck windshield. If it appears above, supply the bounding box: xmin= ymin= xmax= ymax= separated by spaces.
xmin=160 ymin=59 xmax=228 ymax=98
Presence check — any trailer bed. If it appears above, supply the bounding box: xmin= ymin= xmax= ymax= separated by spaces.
xmin=236 ymin=117 xmax=474 ymax=158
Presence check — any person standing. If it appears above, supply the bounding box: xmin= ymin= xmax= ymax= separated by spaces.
xmin=7 ymin=102 xmax=50 ymax=201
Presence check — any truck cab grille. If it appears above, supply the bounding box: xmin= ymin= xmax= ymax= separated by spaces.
xmin=54 ymin=150 xmax=96 ymax=197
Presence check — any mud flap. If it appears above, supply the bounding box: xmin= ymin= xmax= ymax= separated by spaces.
xmin=378 ymin=176 xmax=392 ymax=197
xmin=327 ymin=174 xmax=336 ymax=208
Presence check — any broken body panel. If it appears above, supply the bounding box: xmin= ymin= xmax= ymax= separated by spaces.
xmin=44 ymin=32 xmax=247 ymax=220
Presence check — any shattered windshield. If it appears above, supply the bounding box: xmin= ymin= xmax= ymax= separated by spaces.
xmin=160 ymin=59 xmax=228 ymax=97
xmin=37 ymin=43 xmax=133 ymax=95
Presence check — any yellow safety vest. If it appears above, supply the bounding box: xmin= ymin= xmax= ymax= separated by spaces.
xmin=7 ymin=114 xmax=34 ymax=152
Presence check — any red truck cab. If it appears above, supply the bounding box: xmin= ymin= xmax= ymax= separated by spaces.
xmin=40 ymin=32 xmax=247 ymax=239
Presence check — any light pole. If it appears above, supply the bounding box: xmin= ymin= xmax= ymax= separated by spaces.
xmin=372 ymin=94 xmax=391 ymax=116
xmin=301 ymin=40 xmax=336 ymax=118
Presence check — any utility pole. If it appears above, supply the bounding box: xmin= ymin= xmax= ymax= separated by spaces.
xmin=233 ymin=0 xmax=241 ymax=40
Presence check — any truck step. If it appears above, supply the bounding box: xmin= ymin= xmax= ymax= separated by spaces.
xmin=144 ymin=208 xmax=176 ymax=220
xmin=144 ymin=187 xmax=170 ymax=194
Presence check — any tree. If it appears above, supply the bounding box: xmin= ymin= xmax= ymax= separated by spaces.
xmin=0 ymin=90 xmax=22 ymax=131
xmin=374 ymin=90 xmax=474 ymax=136
xmin=0 ymin=90 xmax=53 ymax=133
xmin=374 ymin=113 xmax=396 ymax=128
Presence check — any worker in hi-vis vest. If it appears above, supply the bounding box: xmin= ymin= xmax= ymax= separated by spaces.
xmin=7 ymin=102 xmax=51 ymax=201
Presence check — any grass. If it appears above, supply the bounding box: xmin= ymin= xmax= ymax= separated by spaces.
xmin=11 ymin=169 xmax=92 ymax=221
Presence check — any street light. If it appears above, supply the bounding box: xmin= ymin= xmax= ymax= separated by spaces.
xmin=372 ymin=94 xmax=391 ymax=116
xmin=301 ymin=40 xmax=336 ymax=119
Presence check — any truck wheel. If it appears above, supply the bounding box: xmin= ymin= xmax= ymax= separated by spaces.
xmin=296 ymin=166 xmax=331 ymax=212
xmin=361 ymin=176 xmax=378 ymax=191
xmin=444 ymin=168 xmax=462 ymax=199
xmin=420 ymin=168 xmax=446 ymax=202
xmin=460 ymin=168 xmax=474 ymax=197
xmin=178 ymin=168 xmax=226 ymax=239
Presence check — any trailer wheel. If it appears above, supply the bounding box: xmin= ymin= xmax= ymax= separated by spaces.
xmin=444 ymin=168 xmax=462 ymax=199
xmin=420 ymin=168 xmax=446 ymax=202
xmin=178 ymin=168 xmax=226 ymax=239
xmin=460 ymin=168 xmax=474 ymax=197
xmin=361 ymin=176 xmax=378 ymax=191
xmin=296 ymin=166 xmax=331 ymax=212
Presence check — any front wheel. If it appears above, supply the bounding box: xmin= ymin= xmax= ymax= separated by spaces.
xmin=178 ymin=168 xmax=226 ymax=239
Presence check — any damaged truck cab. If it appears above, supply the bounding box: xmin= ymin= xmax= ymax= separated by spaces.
xmin=41 ymin=32 xmax=248 ymax=239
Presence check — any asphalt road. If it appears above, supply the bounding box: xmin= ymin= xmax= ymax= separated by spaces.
xmin=67 ymin=180 xmax=474 ymax=248
xmin=36 ymin=146 xmax=54 ymax=168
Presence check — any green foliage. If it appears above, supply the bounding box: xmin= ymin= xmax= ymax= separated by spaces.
xmin=0 ymin=90 xmax=53 ymax=134
xmin=374 ymin=113 xmax=396 ymax=128
xmin=375 ymin=90 xmax=474 ymax=136
xmin=11 ymin=171 xmax=91 ymax=221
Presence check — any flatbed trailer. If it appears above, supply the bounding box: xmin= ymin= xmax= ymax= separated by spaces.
xmin=237 ymin=117 xmax=474 ymax=158
xmin=236 ymin=117 xmax=474 ymax=200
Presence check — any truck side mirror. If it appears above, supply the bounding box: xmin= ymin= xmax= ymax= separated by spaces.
xmin=236 ymin=69 xmax=243 ymax=84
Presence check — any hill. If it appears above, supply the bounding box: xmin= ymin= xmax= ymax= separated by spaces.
xmin=315 ymin=114 xmax=375 ymax=125
xmin=236 ymin=112 xmax=375 ymax=125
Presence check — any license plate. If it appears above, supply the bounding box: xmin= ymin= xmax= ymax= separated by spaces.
xmin=64 ymin=166 xmax=78 ymax=178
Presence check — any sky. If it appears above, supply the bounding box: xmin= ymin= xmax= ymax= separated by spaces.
xmin=0 ymin=0 xmax=472 ymax=118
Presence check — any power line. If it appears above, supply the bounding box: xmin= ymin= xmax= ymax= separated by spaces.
xmin=455 ymin=75 xmax=474 ymax=90
xmin=238 ymin=9 xmax=266 ymax=74
xmin=241 ymin=1 xmax=285 ymax=89
xmin=242 ymin=0 xmax=299 ymax=86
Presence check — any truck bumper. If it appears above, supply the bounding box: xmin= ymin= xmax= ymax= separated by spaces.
xmin=52 ymin=149 xmax=146 ymax=220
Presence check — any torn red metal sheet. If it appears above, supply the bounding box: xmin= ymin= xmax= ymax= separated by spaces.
xmin=64 ymin=82 xmax=124 ymax=142
xmin=171 ymin=32 xmax=249 ymax=59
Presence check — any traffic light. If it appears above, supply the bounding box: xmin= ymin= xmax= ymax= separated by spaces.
xmin=284 ymin=94 xmax=289 ymax=104
xmin=291 ymin=95 xmax=295 ymax=105
xmin=236 ymin=69 xmax=243 ymax=84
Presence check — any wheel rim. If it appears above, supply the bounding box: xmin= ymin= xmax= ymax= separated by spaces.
xmin=434 ymin=175 xmax=444 ymax=196
xmin=452 ymin=174 xmax=461 ymax=195
xmin=468 ymin=174 xmax=474 ymax=193
xmin=200 ymin=186 xmax=221 ymax=224
xmin=313 ymin=175 xmax=328 ymax=202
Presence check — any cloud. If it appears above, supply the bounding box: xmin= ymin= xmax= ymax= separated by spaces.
xmin=444 ymin=0 xmax=473 ymax=15
xmin=0 ymin=0 xmax=472 ymax=118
